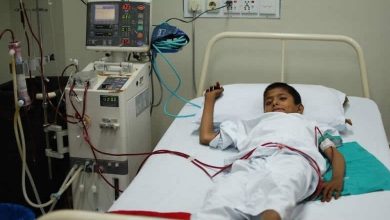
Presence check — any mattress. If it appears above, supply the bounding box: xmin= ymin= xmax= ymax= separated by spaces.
xmin=109 ymin=96 xmax=390 ymax=220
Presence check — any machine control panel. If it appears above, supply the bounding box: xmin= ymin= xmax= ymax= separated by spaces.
xmin=100 ymin=118 xmax=120 ymax=129
xmin=98 ymin=76 xmax=129 ymax=90
xmin=86 ymin=1 xmax=151 ymax=50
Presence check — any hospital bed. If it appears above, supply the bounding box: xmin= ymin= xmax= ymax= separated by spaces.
xmin=38 ymin=32 xmax=390 ymax=220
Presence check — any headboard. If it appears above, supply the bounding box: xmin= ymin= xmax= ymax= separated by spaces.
xmin=196 ymin=32 xmax=370 ymax=98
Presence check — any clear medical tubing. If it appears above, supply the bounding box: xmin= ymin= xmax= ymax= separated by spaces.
xmin=10 ymin=43 xmax=82 ymax=213
xmin=197 ymin=32 xmax=370 ymax=98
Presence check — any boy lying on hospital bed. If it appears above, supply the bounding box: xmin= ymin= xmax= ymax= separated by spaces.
xmin=192 ymin=82 xmax=345 ymax=220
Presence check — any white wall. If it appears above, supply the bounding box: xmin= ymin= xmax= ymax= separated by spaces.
xmin=0 ymin=1 xmax=12 ymax=83
xmin=61 ymin=0 xmax=102 ymax=70
xmin=1 ymin=0 xmax=66 ymax=83
xmin=60 ymin=0 xmax=389 ymax=144
xmin=4 ymin=0 xmax=67 ymax=80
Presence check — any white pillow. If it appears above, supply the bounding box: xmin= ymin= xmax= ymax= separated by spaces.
xmin=194 ymin=83 xmax=347 ymax=131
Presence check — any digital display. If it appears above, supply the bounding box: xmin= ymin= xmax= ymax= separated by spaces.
xmin=94 ymin=5 xmax=116 ymax=22
xmin=100 ymin=95 xmax=119 ymax=107
xmin=86 ymin=1 xmax=150 ymax=51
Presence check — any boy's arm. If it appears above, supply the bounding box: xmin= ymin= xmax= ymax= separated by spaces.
xmin=199 ymin=83 xmax=223 ymax=145
xmin=321 ymin=147 xmax=345 ymax=202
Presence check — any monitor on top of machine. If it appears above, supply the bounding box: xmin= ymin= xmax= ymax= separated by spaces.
xmin=85 ymin=0 xmax=152 ymax=52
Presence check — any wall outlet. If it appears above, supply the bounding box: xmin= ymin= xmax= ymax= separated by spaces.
xmin=188 ymin=0 xmax=203 ymax=12
xmin=224 ymin=0 xmax=241 ymax=13
xmin=183 ymin=0 xmax=280 ymax=18
xmin=207 ymin=0 xmax=220 ymax=11
xmin=241 ymin=0 xmax=257 ymax=14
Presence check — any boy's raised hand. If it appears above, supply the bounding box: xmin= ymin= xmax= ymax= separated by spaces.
xmin=205 ymin=82 xmax=224 ymax=100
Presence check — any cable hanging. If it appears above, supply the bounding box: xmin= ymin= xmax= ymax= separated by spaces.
xmin=150 ymin=4 xmax=229 ymax=118
xmin=151 ymin=22 xmax=201 ymax=118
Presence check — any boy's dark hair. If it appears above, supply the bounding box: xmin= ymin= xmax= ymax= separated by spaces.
xmin=263 ymin=82 xmax=302 ymax=104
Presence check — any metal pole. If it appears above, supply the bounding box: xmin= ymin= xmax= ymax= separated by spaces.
xmin=35 ymin=0 xmax=52 ymax=179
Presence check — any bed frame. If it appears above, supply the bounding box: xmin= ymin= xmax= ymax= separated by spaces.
xmin=197 ymin=32 xmax=370 ymax=98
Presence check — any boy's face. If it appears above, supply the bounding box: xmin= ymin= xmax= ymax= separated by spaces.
xmin=264 ymin=88 xmax=304 ymax=113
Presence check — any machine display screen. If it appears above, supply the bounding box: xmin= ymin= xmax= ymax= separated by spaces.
xmin=100 ymin=95 xmax=119 ymax=107
xmin=86 ymin=1 xmax=150 ymax=50
xmin=94 ymin=4 xmax=117 ymax=23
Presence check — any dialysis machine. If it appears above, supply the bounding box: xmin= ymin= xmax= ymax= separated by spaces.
xmin=65 ymin=0 xmax=152 ymax=211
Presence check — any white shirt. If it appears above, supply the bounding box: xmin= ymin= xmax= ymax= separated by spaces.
xmin=209 ymin=112 xmax=338 ymax=174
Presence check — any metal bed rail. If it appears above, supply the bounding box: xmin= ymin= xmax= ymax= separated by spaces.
xmin=197 ymin=32 xmax=370 ymax=98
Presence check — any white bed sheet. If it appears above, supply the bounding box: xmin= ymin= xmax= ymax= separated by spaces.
xmin=109 ymin=96 xmax=390 ymax=220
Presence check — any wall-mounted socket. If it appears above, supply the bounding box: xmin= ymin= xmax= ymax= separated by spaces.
xmin=207 ymin=0 xmax=220 ymax=12
xmin=241 ymin=0 xmax=257 ymax=14
xmin=188 ymin=0 xmax=203 ymax=12
xmin=224 ymin=0 xmax=241 ymax=13
xmin=183 ymin=0 xmax=280 ymax=18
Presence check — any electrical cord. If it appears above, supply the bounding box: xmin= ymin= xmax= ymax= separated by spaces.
xmin=51 ymin=62 xmax=85 ymax=125
xmin=150 ymin=64 xmax=163 ymax=107
xmin=165 ymin=4 xmax=228 ymax=23
xmin=0 ymin=29 xmax=15 ymax=42
xmin=54 ymin=70 xmax=78 ymax=124
xmin=150 ymin=58 xmax=164 ymax=116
